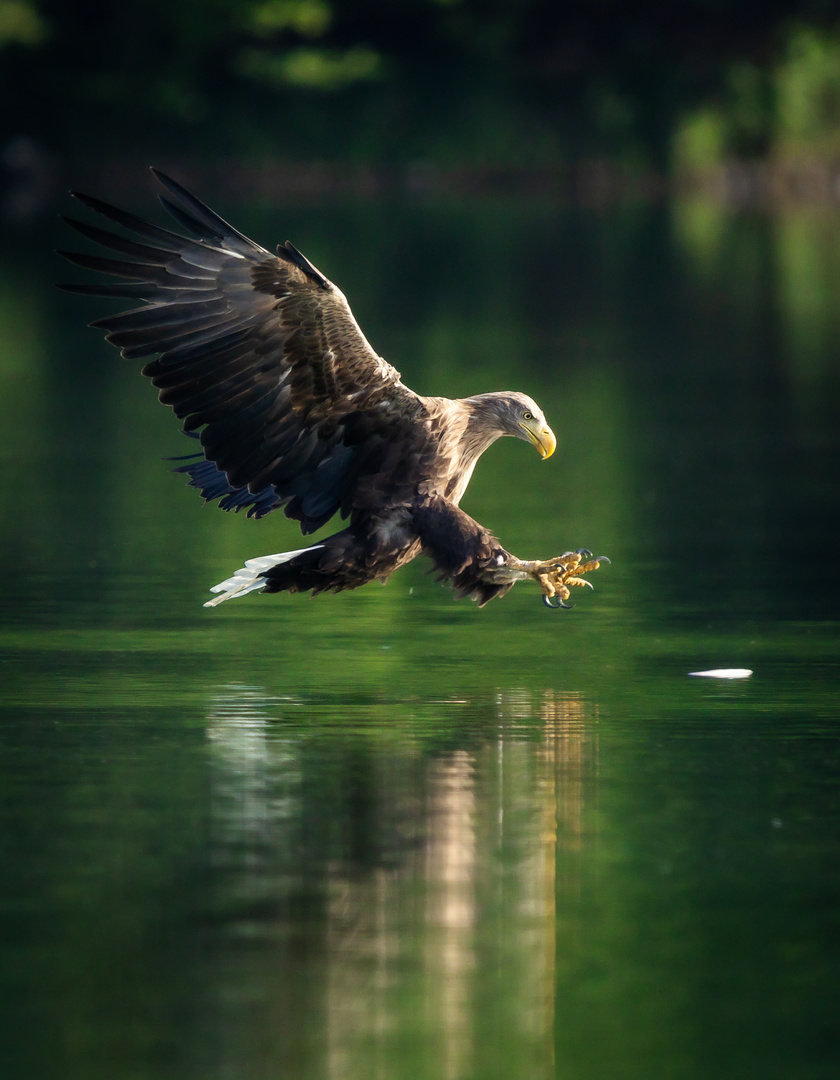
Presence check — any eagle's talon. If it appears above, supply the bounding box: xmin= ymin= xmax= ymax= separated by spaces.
xmin=543 ymin=594 xmax=574 ymax=610
xmin=523 ymin=547 xmax=610 ymax=611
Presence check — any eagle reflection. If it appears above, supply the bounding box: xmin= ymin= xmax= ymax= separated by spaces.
xmin=203 ymin=684 xmax=597 ymax=1078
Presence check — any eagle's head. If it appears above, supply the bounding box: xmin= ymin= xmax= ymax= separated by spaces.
xmin=475 ymin=391 xmax=557 ymax=459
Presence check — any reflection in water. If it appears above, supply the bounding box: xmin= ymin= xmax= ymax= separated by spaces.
xmin=424 ymin=750 xmax=476 ymax=1080
xmin=206 ymin=685 xmax=303 ymax=924
xmin=493 ymin=689 xmax=594 ymax=1078
xmin=203 ymin=685 xmax=598 ymax=1079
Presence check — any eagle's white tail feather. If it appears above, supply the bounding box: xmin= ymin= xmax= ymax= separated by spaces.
xmin=203 ymin=546 xmax=324 ymax=608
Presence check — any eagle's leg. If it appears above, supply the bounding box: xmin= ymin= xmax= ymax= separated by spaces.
xmin=411 ymin=497 xmax=608 ymax=608
xmin=486 ymin=551 xmax=610 ymax=609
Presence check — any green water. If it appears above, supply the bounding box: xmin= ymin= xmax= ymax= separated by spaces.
xmin=0 ymin=192 xmax=838 ymax=1080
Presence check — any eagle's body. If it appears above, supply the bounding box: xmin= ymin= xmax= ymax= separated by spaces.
xmin=60 ymin=170 xmax=605 ymax=608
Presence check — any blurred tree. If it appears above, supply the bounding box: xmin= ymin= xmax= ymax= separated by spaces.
xmin=776 ymin=25 xmax=840 ymax=160
xmin=0 ymin=0 xmax=49 ymax=45
xmin=1 ymin=0 xmax=839 ymax=171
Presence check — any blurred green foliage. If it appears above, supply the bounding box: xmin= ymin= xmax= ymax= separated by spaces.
xmin=0 ymin=0 xmax=48 ymax=46
xmin=775 ymin=26 xmax=840 ymax=159
xmin=673 ymin=23 xmax=840 ymax=168
xmin=1 ymin=0 xmax=840 ymax=168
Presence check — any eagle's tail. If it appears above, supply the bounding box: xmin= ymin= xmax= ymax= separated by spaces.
xmin=204 ymin=519 xmax=417 ymax=607
xmin=203 ymin=545 xmax=325 ymax=607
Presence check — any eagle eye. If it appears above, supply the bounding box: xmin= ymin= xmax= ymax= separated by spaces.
xmin=522 ymin=410 xmax=533 ymax=421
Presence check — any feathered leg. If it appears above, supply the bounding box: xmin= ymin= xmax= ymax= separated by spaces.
xmin=412 ymin=496 xmax=608 ymax=609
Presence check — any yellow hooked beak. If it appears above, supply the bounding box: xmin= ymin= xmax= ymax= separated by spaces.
xmin=522 ymin=419 xmax=557 ymax=460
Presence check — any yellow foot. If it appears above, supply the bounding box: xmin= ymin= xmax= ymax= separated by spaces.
xmin=528 ymin=549 xmax=610 ymax=610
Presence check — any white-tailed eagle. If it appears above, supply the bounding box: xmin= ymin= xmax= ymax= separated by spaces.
xmin=59 ymin=170 xmax=607 ymax=609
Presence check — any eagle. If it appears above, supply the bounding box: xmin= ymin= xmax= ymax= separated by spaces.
xmin=59 ymin=169 xmax=607 ymax=609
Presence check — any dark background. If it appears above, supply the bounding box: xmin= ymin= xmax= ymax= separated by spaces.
xmin=3 ymin=0 xmax=840 ymax=206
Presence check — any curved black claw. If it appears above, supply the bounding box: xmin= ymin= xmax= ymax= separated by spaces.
xmin=575 ymin=548 xmax=593 ymax=558
xmin=595 ymin=555 xmax=611 ymax=564
xmin=543 ymin=595 xmax=575 ymax=610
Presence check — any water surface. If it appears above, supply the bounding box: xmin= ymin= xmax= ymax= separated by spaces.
xmin=0 ymin=191 xmax=838 ymax=1079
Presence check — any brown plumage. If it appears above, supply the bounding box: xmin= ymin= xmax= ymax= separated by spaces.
xmin=60 ymin=169 xmax=606 ymax=609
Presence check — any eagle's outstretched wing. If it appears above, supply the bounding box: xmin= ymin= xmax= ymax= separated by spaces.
xmin=59 ymin=169 xmax=428 ymax=533
xmin=60 ymin=171 xmax=608 ymax=610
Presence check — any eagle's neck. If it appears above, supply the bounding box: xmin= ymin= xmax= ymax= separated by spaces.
xmin=422 ymin=394 xmax=508 ymax=505
xmin=460 ymin=393 xmax=510 ymax=457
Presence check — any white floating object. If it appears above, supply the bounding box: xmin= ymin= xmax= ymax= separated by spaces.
xmin=688 ymin=668 xmax=753 ymax=679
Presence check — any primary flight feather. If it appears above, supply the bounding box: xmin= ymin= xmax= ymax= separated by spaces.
xmin=60 ymin=169 xmax=606 ymax=609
